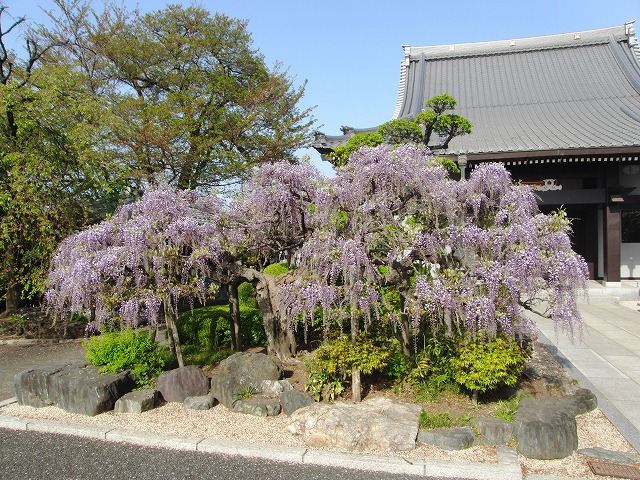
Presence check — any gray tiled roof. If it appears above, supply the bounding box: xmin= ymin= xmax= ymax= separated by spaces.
xmin=313 ymin=23 xmax=640 ymax=158
xmin=393 ymin=22 xmax=640 ymax=155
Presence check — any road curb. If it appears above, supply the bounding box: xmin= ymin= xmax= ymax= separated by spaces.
xmin=0 ymin=413 xmax=525 ymax=479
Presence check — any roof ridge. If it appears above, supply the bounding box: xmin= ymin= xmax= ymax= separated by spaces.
xmin=406 ymin=24 xmax=628 ymax=60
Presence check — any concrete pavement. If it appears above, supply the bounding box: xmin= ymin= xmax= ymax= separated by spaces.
xmin=525 ymin=282 xmax=640 ymax=454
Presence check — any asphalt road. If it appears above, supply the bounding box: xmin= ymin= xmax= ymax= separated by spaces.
xmin=0 ymin=341 xmax=86 ymax=400
xmin=0 ymin=429 xmax=472 ymax=480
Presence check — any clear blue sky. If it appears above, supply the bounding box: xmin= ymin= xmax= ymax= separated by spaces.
xmin=4 ymin=0 xmax=640 ymax=175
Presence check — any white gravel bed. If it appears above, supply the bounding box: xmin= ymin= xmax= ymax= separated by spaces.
xmin=2 ymin=401 xmax=638 ymax=478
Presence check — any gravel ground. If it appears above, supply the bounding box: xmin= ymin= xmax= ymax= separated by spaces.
xmin=1 ymin=400 xmax=637 ymax=479
xmin=1 ymin=341 xmax=638 ymax=479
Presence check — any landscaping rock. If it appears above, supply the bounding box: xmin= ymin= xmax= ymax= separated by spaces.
xmin=14 ymin=363 xmax=136 ymax=416
xmin=513 ymin=397 xmax=578 ymax=459
xmin=183 ymin=394 xmax=216 ymax=410
xmin=216 ymin=352 xmax=283 ymax=385
xmin=233 ymin=396 xmax=281 ymax=417
xmin=260 ymin=379 xmax=293 ymax=396
xmin=210 ymin=375 xmax=241 ymax=409
xmin=114 ymin=389 xmax=158 ymax=414
xmin=287 ymin=397 xmax=421 ymax=452
xmin=157 ymin=366 xmax=210 ymax=403
xmin=280 ymin=389 xmax=314 ymax=416
xmin=471 ymin=417 xmax=513 ymax=445
xmin=578 ymin=447 xmax=640 ymax=464
xmin=558 ymin=388 xmax=597 ymax=416
xmin=417 ymin=427 xmax=476 ymax=451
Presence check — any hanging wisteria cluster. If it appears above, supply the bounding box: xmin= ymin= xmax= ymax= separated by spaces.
xmin=279 ymin=144 xmax=588 ymax=347
xmin=45 ymin=146 xmax=588 ymax=352
xmin=226 ymin=161 xmax=319 ymax=265
xmin=44 ymin=186 xmax=225 ymax=327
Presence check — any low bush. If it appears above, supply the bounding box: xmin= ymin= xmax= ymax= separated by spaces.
xmin=450 ymin=333 xmax=529 ymax=404
xmin=177 ymin=304 xmax=265 ymax=353
xmin=83 ymin=329 xmax=167 ymax=385
xmin=304 ymin=335 xmax=391 ymax=401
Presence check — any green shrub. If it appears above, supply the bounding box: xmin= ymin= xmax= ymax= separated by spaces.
xmin=83 ymin=329 xmax=167 ymax=385
xmin=263 ymin=262 xmax=289 ymax=275
xmin=304 ymin=335 xmax=391 ymax=401
xmin=177 ymin=304 xmax=266 ymax=353
xmin=450 ymin=333 xmax=529 ymax=403
xmin=238 ymin=282 xmax=257 ymax=308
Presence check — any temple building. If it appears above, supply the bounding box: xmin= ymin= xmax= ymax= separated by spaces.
xmin=313 ymin=22 xmax=640 ymax=284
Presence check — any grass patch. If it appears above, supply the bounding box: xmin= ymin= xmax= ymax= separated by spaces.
xmin=419 ymin=410 xmax=475 ymax=430
xmin=494 ymin=395 xmax=523 ymax=422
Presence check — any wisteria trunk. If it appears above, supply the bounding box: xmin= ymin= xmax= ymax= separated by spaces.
xmin=228 ymin=283 xmax=242 ymax=351
xmin=245 ymin=269 xmax=296 ymax=360
xmin=399 ymin=294 xmax=412 ymax=356
xmin=164 ymin=303 xmax=184 ymax=368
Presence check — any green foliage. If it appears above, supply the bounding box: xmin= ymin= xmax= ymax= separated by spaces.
xmin=263 ymin=262 xmax=289 ymax=275
xmin=233 ymin=384 xmax=260 ymax=405
xmin=419 ymin=410 xmax=474 ymax=430
xmin=384 ymin=338 xmax=411 ymax=380
xmin=238 ymin=282 xmax=257 ymax=308
xmin=424 ymin=93 xmax=457 ymax=113
xmin=435 ymin=156 xmax=461 ymax=177
xmin=83 ymin=329 xmax=167 ymax=385
xmin=328 ymin=132 xmax=383 ymax=167
xmin=177 ymin=304 xmax=266 ymax=353
xmin=408 ymin=332 xmax=458 ymax=384
xmin=415 ymin=94 xmax=472 ymax=147
xmin=450 ymin=334 xmax=529 ymax=396
xmin=378 ymin=119 xmax=423 ymax=145
xmin=494 ymin=395 xmax=523 ymax=422
xmin=304 ymin=335 xmax=391 ymax=401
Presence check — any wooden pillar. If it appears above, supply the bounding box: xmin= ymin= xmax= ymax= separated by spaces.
xmin=604 ymin=165 xmax=621 ymax=284
xmin=604 ymin=202 xmax=621 ymax=283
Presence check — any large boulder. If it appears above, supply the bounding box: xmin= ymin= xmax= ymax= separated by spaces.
xmin=558 ymin=388 xmax=597 ymax=416
xmin=233 ymin=396 xmax=281 ymax=417
xmin=281 ymin=389 xmax=314 ymax=416
xmin=210 ymin=352 xmax=283 ymax=408
xmin=513 ymin=397 xmax=578 ymax=459
xmin=216 ymin=352 xmax=283 ymax=385
xmin=114 ymin=389 xmax=158 ymax=414
xmin=287 ymin=396 xmax=421 ymax=452
xmin=14 ymin=363 xmax=136 ymax=416
xmin=157 ymin=366 xmax=210 ymax=403
xmin=417 ymin=427 xmax=476 ymax=451
xmin=471 ymin=417 xmax=513 ymax=445
xmin=210 ymin=375 xmax=241 ymax=409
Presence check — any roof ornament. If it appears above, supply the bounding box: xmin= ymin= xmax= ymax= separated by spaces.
xmin=625 ymin=20 xmax=640 ymax=64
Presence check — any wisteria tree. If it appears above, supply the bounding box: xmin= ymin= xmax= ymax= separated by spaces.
xmin=279 ymin=144 xmax=588 ymax=400
xmin=44 ymin=187 xmax=226 ymax=367
xmin=45 ymin=161 xmax=321 ymax=362
xmin=222 ymin=160 xmax=321 ymax=358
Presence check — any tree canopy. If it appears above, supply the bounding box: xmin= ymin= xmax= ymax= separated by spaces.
xmin=0 ymin=1 xmax=315 ymax=315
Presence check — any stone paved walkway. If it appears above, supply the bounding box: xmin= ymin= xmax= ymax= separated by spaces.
xmin=525 ymin=289 xmax=640 ymax=453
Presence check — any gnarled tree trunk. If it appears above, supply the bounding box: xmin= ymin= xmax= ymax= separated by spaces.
xmin=238 ymin=267 xmax=296 ymax=360
xmin=228 ymin=282 xmax=242 ymax=351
